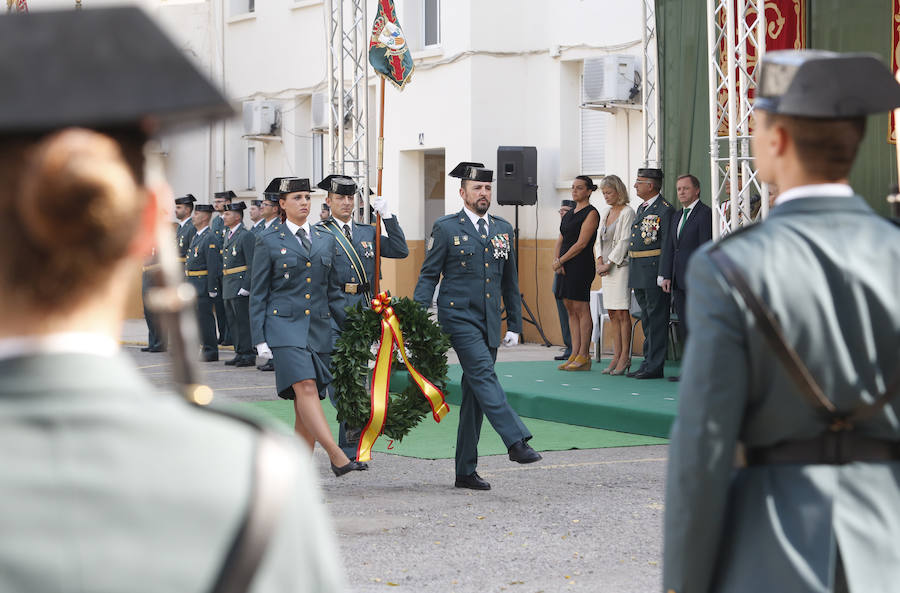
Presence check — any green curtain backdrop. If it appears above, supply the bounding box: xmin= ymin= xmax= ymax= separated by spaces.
xmin=657 ymin=0 xmax=896 ymax=216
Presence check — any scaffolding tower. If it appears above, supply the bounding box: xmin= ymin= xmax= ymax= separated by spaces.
xmin=642 ymin=0 xmax=660 ymax=168
xmin=325 ymin=0 xmax=370 ymax=220
xmin=706 ymin=0 xmax=769 ymax=239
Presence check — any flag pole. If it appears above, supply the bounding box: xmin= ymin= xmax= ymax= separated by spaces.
xmin=374 ymin=76 xmax=385 ymax=296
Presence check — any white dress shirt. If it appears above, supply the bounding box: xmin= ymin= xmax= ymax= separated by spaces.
xmin=774 ymin=183 xmax=854 ymax=206
xmin=0 ymin=333 xmax=119 ymax=362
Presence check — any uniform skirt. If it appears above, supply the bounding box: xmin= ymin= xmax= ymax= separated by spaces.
xmin=272 ymin=346 xmax=333 ymax=400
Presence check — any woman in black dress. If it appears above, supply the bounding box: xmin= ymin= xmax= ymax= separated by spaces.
xmin=552 ymin=175 xmax=600 ymax=371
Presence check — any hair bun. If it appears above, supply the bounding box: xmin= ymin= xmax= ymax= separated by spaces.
xmin=19 ymin=128 xmax=138 ymax=251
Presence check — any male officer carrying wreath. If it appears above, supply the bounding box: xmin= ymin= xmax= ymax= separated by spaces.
xmin=414 ymin=161 xmax=541 ymax=491
xmin=664 ymin=50 xmax=900 ymax=593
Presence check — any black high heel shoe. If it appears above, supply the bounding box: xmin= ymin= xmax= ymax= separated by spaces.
xmin=331 ymin=460 xmax=369 ymax=477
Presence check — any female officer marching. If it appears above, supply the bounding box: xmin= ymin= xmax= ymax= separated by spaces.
xmin=250 ymin=176 xmax=368 ymax=476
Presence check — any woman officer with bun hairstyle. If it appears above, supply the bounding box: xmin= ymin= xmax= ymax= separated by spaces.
xmin=0 ymin=8 xmax=342 ymax=592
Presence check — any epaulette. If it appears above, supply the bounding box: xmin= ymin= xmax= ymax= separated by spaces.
xmin=488 ymin=214 xmax=511 ymax=226
xmin=434 ymin=213 xmax=458 ymax=225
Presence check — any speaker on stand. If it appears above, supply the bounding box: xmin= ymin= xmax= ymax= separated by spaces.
xmin=497 ymin=146 xmax=551 ymax=347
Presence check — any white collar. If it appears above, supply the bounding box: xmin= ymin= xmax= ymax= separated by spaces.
xmin=679 ymin=198 xmax=700 ymax=211
xmin=227 ymin=222 xmax=241 ymax=233
xmin=284 ymin=219 xmax=311 ymax=239
xmin=463 ymin=207 xmax=489 ymax=231
xmin=775 ymin=183 xmax=854 ymax=206
xmin=333 ymin=217 xmax=353 ymax=231
xmin=264 ymin=217 xmax=277 ymax=228
xmin=0 ymin=333 xmax=119 ymax=362
xmin=641 ymin=194 xmax=660 ymax=207
xmin=177 ymin=218 xmax=189 ymax=228
xmin=194 ymin=225 xmax=209 ymax=236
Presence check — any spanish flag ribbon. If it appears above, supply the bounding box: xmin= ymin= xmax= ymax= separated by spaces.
xmin=356 ymin=292 xmax=450 ymax=462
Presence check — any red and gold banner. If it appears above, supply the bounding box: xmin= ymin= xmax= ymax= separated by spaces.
xmin=357 ymin=293 xmax=449 ymax=462
xmin=890 ymin=0 xmax=900 ymax=144
xmin=717 ymin=0 xmax=806 ymax=136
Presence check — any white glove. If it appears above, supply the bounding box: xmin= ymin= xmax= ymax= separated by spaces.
xmin=502 ymin=331 xmax=519 ymax=347
xmin=372 ymin=195 xmax=392 ymax=219
xmin=208 ymin=291 xmax=217 ymax=298
xmin=256 ymin=342 xmax=273 ymax=359
xmin=237 ymin=288 xmax=250 ymax=297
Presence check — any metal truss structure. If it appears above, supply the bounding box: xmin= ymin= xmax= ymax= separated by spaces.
xmin=641 ymin=0 xmax=660 ymax=168
xmin=706 ymin=0 xmax=769 ymax=238
xmin=325 ymin=0 xmax=370 ymax=221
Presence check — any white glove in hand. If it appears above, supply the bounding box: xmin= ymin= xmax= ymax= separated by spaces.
xmin=237 ymin=288 xmax=250 ymax=297
xmin=372 ymin=195 xmax=392 ymax=219
xmin=208 ymin=291 xmax=217 ymax=298
xmin=256 ymin=342 xmax=273 ymax=360
xmin=502 ymin=331 xmax=519 ymax=347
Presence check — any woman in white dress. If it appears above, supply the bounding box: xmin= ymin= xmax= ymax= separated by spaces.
xmin=595 ymin=175 xmax=636 ymax=375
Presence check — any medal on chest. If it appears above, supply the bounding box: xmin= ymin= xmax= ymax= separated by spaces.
xmin=232 ymin=245 xmax=237 ymax=256
xmin=193 ymin=246 xmax=199 ymax=257
xmin=640 ymin=215 xmax=660 ymax=245
xmin=361 ymin=241 xmax=374 ymax=258
xmin=491 ymin=233 xmax=510 ymax=260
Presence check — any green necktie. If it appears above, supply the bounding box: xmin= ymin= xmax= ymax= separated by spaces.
xmin=296 ymin=227 xmax=311 ymax=251
xmin=477 ymin=218 xmax=487 ymax=238
xmin=678 ymin=208 xmax=691 ymax=236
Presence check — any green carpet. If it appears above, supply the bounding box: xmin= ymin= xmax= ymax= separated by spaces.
xmin=238 ymin=356 xmax=676 ymax=460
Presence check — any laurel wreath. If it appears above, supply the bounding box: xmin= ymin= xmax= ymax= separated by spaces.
xmin=333 ymin=297 xmax=451 ymax=441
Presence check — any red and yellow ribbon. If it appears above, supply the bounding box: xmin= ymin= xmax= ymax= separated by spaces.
xmin=356 ymin=292 xmax=450 ymax=462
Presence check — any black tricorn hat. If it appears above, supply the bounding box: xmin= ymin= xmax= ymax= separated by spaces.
xmin=755 ymin=50 xmax=900 ymax=118
xmin=0 ymin=7 xmax=234 ymax=135
xmin=250 ymin=199 xmax=262 ymax=207
xmin=448 ymin=161 xmax=492 ymax=182
xmin=194 ymin=204 xmax=214 ymax=212
xmin=224 ymin=202 xmax=246 ymax=212
xmin=174 ymin=194 xmax=197 ymax=205
xmin=214 ymin=190 xmax=236 ymax=200
xmin=317 ymin=174 xmax=357 ymax=196
xmin=636 ymin=168 xmax=664 ymax=180
xmin=265 ymin=177 xmax=311 ymax=195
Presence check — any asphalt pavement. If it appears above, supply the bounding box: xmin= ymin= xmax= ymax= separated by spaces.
xmin=123 ymin=319 xmax=667 ymax=593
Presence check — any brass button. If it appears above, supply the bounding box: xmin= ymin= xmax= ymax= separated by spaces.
xmin=305 ymin=294 xmax=310 ymax=299
xmin=486 ymin=293 xmax=491 ymax=298
xmin=485 ymin=263 xmax=489 ymax=267
xmin=273 ymin=309 xmax=278 ymax=314
xmin=283 ymin=263 xmax=287 ymax=268
xmin=449 ymin=301 xmax=454 ymax=306
xmin=284 ymin=273 xmax=289 ymax=279
xmin=484 ymin=248 xmax=488 ymax=252
xmin=306 ymin=262 xmax=311 ymax=267
xmin=304 ymin=309 xmax=310 ymax=315
xmin=461 ymin=262 xmax=466 ymax=267
xmin=306 ymin=277 xmax=311 ymax=283
xmin=486 ymin=278 xmax=490 ymax=283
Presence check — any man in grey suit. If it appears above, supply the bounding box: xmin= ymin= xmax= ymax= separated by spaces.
xmin=626 ymin=168 xmax=673 ymax=379
xmin=315 ymin=174 xmax=409 ymax=458
xmin=414 ymin=161 xmax=541 ymax=491
xmin=664 ymin=50 xmax=900 ymax=593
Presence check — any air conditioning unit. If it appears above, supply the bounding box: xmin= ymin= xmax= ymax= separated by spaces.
xmin=242 ymin=100 xmax=281 ymax=136
xmin=583 ymin=55 xmax=638 ymax=103
xmin=311 ymin=92 xmax=328 ymax=130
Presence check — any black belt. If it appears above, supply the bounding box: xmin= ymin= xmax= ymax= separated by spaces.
xmin=746 ymin=432 xmax=900 ymax=466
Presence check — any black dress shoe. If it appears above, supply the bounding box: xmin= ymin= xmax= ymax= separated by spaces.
xmin=331 ymin=460 xmax=368 ymax=477
xmin=257 ymin=361 xmax=275 ymax=371
xmin=554 ymin=352 xmax=572 ymax=361
xmin=634 ymin=369 xmax=664 ymax=379
xmin=140 ymin=347 xmax=151 ymax=352
xmin=234 ymin=358 xmax=256 ymax=368
xmin=626 ymin=368 xmax=643 ymax=378
xmin=224 ymin=357 xmax=239 ymax=366
xmin=454 ymin=472 xmax=491 ymax=490
xmin=508 ymin=439 xmax=542 ymax=464
xmin=667 ymin=375 xmax=680 ymax=382
xmin=201 ymin=353 xmax=219 ymax=362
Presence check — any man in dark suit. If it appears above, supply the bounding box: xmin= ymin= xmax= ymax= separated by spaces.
xmin=414 ymin=161 xmax=541 ymax=491
xmin=626 ymin=168 xmax=673 ymax=379
xmin=660 ymin=174 xmax=712 ymax=381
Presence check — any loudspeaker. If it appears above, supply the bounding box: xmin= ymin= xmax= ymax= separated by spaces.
xmin=497 ymin=146 xmax=537 ymax=206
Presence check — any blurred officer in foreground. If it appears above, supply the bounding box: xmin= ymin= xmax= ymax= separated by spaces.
xmin=414 ymin=162 xmax=541 ymax=491
xmin=0 ymin=8 xmax=343 ymax=592
xmin=664 ymin=50 xmax=900 ymax=593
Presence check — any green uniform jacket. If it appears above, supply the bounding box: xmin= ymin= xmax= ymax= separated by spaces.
xmin=413 ymin=210 xmax=521 ymax=347
xmin=0 ymin=352 xmax=343 ymax=592
xmin=222 ymin=225 xmax=255 ymax=300
xmin=628 ymin=196 xmax=673 ymax=288
xmin=184 ymin=227 xmax=222 ymax=296
xmin=664 ymin=195 xmax=900 ymax=593
xmin=176 ymin=219 xmax=196 ymax=261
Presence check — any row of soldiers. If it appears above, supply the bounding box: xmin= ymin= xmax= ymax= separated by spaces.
xmin=141 ymin=174 xmax=409 ymax=457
